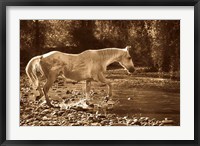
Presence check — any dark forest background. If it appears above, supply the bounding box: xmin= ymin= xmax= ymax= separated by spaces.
xmin=20 ymin=20 xmax=180 ymax=73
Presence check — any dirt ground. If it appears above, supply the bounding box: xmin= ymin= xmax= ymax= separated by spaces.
xmin=20 ymin=69 xmax=180 ymax=126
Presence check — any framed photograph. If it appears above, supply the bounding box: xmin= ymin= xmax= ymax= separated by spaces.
xmin=0 ymin=0 xmax=199 ymax=145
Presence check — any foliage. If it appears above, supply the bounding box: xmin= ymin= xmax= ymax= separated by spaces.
xmin=20 ymin=20 xmax=180 ymax=72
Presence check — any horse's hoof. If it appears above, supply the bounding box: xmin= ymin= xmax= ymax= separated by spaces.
xmin=46 ymin=102 xmax=54 ymax=108
xmin=85 ymin=100 xmax=94 ymax=108
xmin=104 ymin=96 xmax=110 ymax=102
xmin=35 ymin=96 xmax=42 ymax=101
xmin=46 ymin=102 xmax=60 ymax=109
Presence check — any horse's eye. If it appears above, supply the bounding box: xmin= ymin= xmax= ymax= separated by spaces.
xmin=128 ymin=57 xmax=132 ymax=60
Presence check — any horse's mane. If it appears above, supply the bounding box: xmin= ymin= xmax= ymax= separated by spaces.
xmin=81 ymin=48 xmax=125 ymax=58
xmin=96 ymin=48 xmax=126 ymax=59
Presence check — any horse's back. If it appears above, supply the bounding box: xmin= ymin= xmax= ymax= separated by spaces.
xmin=42 ymin=51 xmax=62 ymax=59
xmin=79 ymin=50 xmax=102 ymax=62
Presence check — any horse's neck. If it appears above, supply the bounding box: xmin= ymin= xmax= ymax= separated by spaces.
xmin=102 ymin=49 xmax=124 ymax=66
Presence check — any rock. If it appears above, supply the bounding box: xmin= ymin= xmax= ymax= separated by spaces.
xmin=107 ymin=114 xmax=116 ymax=118
xmin=132 ymin=119 xmax=141 ymax=125
xmin=50 ymin=111 xmax=57 ymax=116
xmin=58 ymin=83 xmax=64 ymax=86
xmin=32 ymin=121 xmax=39 ymax=125
xmin=25 ymin=107 xmax=33 ymax=112
xmin=104 ymin=96 xmax=109 ymax=102
xmin=21 ymin=114 xmax=31 ymax=119
xmin=81 ymin=114 xmax=87 ymax=119
xmin=145 ymin=117 xmax=149 ymax=121
xmin=127 ymin=97 xmax=132 ymax=100
xmin=91 ymin=123 xmax=101 ymax=126
xmin=42 ymin=116 xmax=50 ymax=121
xmin=96 ymin=114 xmax=106 ymax=119
xmin=26 ymin=118 xmax=34 ymax=123
xmin=107 ymin=100 xmax=115 ymax=105
xmin=43 ymin=122 xmax=51 ymax=126
xmin=159 ymin=123 xmax=164 ymax=126
xmin=111 ymin=123 xmax=127 ymax=126
xmin=70 ymin=98 xmax=75 ymax=101
xmin=50 ymin=121 xmax=59 ymax=126
xmin=127 ymin=119 xmax=133 ymax=124
xmin=162 ymin=119 xmax=174 ymax=124
xmin=41 ymin=109 xmax=51 ymax=115
xmin=71 ymin=106 xmax=83 ymax=111
xmin=123 ymin=116 xmax=128 ymax=119
xmin=86 ymin=102 xmax=95 ymax=108
xmin=69 ymin=119 xmax=76 ymax=123
xmin=66 ymin=90 xmax=71 ymax=94
xmin=139 ymin=117 xmax=145 ymax=120
xmin=92 ymin=117 xmax=101 ymax=123
xmin=71 ymin=123 xmax=81 ymax=126
xmin=24 ymin=93 xmax=28 ymax=97
xmin=64 ymin=99 xmax=70 ymax=103
xmin=57 ymin=111 xmax=65 ymax=116
xmin=101 ymin=120 xmax=110 ymax=125
xmin=152 ymin=123 xmax=157 ymax=126
xmin=34 ymin=112 xmax=39 ymax=115
xmin=142 ymin=123 xmax=148 ymax=126
xmin=151 ymin=118 xmax=156 ymax=122
xmin=87 ymin=116 xmax=94 ymax=121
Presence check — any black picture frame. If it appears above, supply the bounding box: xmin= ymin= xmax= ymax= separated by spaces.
xmin=0 ymin=0 xmax=199 ymax=145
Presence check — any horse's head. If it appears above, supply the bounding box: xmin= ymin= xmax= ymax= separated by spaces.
xmin=119 ymin=46 xmax=135 ymax=73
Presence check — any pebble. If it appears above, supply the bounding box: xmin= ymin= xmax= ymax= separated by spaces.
xmin=66 ymin=90 xmax=71 ymax=94
xmin=57 ymin=111 xmax=65 ymax=116
xmin=162 ymin=119 xmax=174 ymax=124
xmin=91 ymin=123 xmax=101 ymax=126
xmin=102 ymin=120 xmax=110 ymax=124
xmin=41 ymin=109 xmax=51 ymax=114
xmin=26 ymin=118 xmax=34 ymax=123
xmin=97 ymin=114 xmax=106 ymax=119
xmin=127 ymin=97 xmax=132 ymax=100
xmin=87 ymin=116 xmax=94 ymax=121
xmin=42 ymin=116 xmax=50 ymax=121
xmin=111 ymin=123 xmax=127 ymax=126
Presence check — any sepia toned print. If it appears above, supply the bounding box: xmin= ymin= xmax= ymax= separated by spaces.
xmin=20 ymin=20 xmax=180 ymax=126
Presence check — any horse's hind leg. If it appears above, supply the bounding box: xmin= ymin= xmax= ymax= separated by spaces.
xmin=35 ymin=84 xmax=44 ymax=101
xmin=35 ymin=75 xmax=46 ymax=101
xmin=43 ymin=71 xmax=58 ymax=107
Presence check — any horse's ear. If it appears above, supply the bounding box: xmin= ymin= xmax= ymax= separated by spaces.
xmin=125 ymin=46 xmax=132 ymax=51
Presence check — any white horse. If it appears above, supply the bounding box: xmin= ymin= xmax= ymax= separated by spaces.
xmin=25 ymin=46 xmax=135 ymax=107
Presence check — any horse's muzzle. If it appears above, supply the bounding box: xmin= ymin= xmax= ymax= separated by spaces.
xmin=128 ymin=67 xmax=135 ymax=73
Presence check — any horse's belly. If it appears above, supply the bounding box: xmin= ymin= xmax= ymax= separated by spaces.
xmin=63 ymin=70 xmax=91 ymax=81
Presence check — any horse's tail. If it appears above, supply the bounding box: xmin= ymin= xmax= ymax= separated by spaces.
xmin=25 ymin=56 xmax=44 ymax=89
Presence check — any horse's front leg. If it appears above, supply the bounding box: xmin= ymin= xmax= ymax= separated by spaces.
xmin=97 ymin=73 xmax=112 ymax=99
xmin=85 ymin=80 xmax=91 ymax=99
xmin=106 ymin=82 xmax=112 ymax=98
